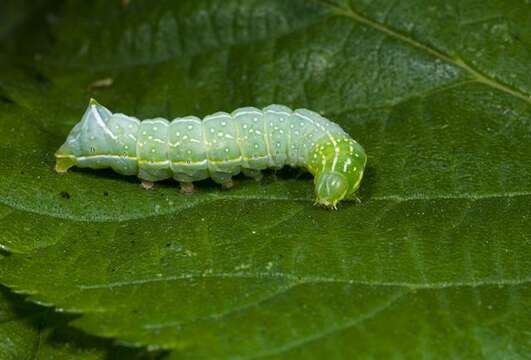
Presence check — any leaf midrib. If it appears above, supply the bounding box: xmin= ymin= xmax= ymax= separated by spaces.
xmin=76 ymin=271 xmax=530 ymax=291
xmin=0 ymin=190 xmax=529 ymax=224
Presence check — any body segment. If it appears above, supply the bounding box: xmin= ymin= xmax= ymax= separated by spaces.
xmin=55 ymin=99 xmax=367 ymax=208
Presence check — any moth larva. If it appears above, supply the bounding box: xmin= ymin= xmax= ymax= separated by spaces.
xmin=55 ymin=99 xmax=367 ymax=208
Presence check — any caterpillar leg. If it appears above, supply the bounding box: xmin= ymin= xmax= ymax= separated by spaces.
xmin=241 ymin=168 xmax=263 ymax=181
xmin=211 ymin=172 xmax=234 ymax=189
xmin=141 ymin=180 xmax=155 ymax=190
xmin=350 ymin=194 xmax=362 ymax=204
xmin=221 ymin=179 xmax=234 ymax=189
xmin=179 ymin=182 xmax=194 ymax=195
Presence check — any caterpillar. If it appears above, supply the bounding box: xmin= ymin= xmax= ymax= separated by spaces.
xmin=55 ymin=99 xmax=367 ymax=208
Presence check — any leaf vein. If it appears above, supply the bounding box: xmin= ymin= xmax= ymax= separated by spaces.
xmin=332 ymin=3 xmax=531 ymax=104
xmin=143 ymin=282 xmax=299 ymax=331
xmin=240 ymin=290 xmax=406 ymax=360
xmin=76 ymin=271 xmax=531 ymax=291
xmin=0 ymin=190 xmax=530 ymax=223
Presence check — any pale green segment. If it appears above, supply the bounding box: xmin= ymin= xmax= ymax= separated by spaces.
xmin=290 ymin=109 xmax=347 ymax=167
xmin=202 ymin=112 xmax=241 ymax=179
xmin=101 ymin=114 xmax=139 ymax=155
xmin=78 ymin=103 xmax=113 ymax=156
xmin=104 ymin=113 xmax=140 ymax=175
xmin=168 ymin=116 xmax=208 ymax=182
xmin=231 ymin=107 xmax=269 ymax=169
xmin=136 ymin=118 xmax=172 ymax=181
xmin=263 ymin=105 xmax=292 ymax=168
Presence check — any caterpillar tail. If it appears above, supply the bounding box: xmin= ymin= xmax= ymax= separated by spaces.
xmin=54 ymin=98 xmax=115 ymax=174
xmin=55 ymin=156 xmax=76 ymax=173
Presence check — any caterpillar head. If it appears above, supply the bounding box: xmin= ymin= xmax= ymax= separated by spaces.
xmin=314 ymin=171 xmax=351 ymax=209
xmin=312 ymin=139 xmax=366 ymax=209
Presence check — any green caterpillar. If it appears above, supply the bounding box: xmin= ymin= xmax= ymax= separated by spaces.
xmin=55 ymin=99 xmax=367 ymax=208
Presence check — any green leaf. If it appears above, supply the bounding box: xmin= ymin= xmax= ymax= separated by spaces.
xmin=0 ymin=284 xmax=156 ymax=359
xmin=1 ymin=0 xmax=530 ymax=358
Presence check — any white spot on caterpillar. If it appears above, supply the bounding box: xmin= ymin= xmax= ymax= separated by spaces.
xmin=343 ymin=158 xmax=351 ymax=172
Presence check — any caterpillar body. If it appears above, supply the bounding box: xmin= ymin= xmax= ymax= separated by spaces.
xmin=55 ymin=99 xmax=367 ymax=208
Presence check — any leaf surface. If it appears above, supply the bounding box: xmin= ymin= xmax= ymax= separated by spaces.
xmin=0 ymin=0 xmax=530 ymax=358
xmin=0 ymin=284 xmax=153 ymax=359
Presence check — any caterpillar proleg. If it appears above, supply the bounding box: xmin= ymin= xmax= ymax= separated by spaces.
xmin=55 ymin=99 xmax=367 ymax=208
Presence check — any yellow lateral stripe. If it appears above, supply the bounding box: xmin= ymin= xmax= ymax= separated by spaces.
xmin=56 ymin=154 xmax=270 ymax=165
